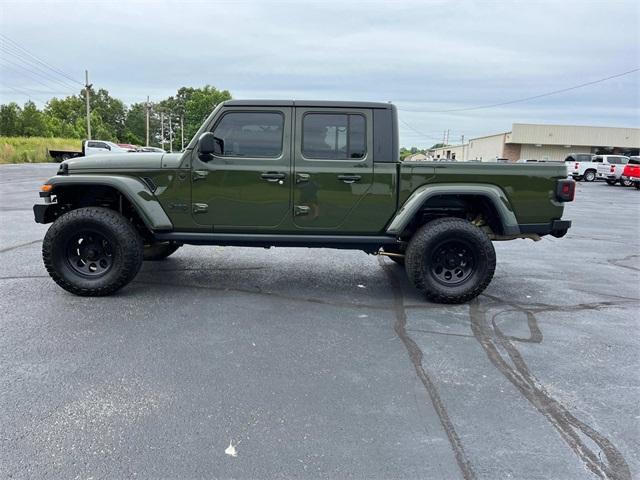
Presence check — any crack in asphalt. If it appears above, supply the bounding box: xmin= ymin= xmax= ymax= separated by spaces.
xmin=606 ymin=254 xmax=640 ymax=272
xmin=469 ymin=298 xmax=631 ymax=480
xmin=379 ymin=257 xmax=476 ymax=480
xmin=0 ymin=239 xmax=42 ymax=253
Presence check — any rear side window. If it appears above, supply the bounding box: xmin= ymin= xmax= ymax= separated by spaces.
xmin=593 ymin=156 xmax=603 ymax=163
xmin=302 ymin=113 xmax=366 ymax=160
xmin=608 ymin=157 xmax=628 ymax=165
xmin=212 ymin=111 xmax=284 ymax=158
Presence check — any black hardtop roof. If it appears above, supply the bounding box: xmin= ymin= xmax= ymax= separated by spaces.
xmin=223 ymin=99 xmax=394 ymax=109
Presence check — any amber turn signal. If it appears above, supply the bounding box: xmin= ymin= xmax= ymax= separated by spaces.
xmin=40 ymin=184 xmax=53 ymax=193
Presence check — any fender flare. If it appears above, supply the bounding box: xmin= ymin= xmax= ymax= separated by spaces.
xmin=386 ymin=184 xmax=519 ymax=236
xmin=47 ymin=175 xmax=173 ymax=231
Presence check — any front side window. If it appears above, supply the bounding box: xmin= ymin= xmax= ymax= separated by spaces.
xmin=302 ymin=113 xmax=366 ymax=160
xmin=212 ymin=111 xmax=284 ymax=158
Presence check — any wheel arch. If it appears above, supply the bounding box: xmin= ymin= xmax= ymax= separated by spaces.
xmin=386 ymin=184 xmax=519 ymax=237
xmin=45 ymin=175 xmax=172 ymax=232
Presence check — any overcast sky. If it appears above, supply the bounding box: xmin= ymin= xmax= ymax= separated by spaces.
xmin=1 ymin=0 xmax=638 ymax=147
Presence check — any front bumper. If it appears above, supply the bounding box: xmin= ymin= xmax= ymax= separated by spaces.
xmin=33 ymin=203 xmax=61 ymax=224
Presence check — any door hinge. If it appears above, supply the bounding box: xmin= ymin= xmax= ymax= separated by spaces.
xmin=192 ymin=203 xmax=209 ymax=213
xmin=294 ymin=205 xmax=310 ymax=216
xmin=192 ymin=170 xmax=209 ymax=181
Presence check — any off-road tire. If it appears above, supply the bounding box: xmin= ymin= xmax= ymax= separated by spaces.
xmin=42 ymin=207 xmax=144 ymax=296
xmin=605 ymin=179 xmax=617 ymax=186
xmin=143 ymin=242 xmax=181 ymax=261
xmin=405 ymin=218 xmax=496 ymax=304
xmin=584 ymin=170 xmax=596 ymax=182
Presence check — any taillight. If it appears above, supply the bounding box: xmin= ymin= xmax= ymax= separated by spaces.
xmin=574 ymin=162 xmax=579 ymax=169
xmin=610 ymin=165 xmax=615 ymax=173
xmin=556 ymin=179 xmax=575 ymax=202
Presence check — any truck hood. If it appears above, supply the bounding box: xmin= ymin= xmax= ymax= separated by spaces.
xmin=62 ymin=152 xmax=166 ymax=172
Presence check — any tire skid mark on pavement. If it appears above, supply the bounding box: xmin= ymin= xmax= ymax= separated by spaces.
xmin=379 ymin=257 xmax=476 ymax=480
xmin=469 ymin=298 xmax=631 ymax=480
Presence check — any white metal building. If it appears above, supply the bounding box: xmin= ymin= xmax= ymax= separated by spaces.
xmin=429 ymin=123 xmax=640 ymax=162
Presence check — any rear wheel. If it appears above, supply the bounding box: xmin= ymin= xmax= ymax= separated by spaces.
xmin=621 ymin=178 xmax=633 ymax=187
xmin=605 ymin=179 xmax=617 ymax=186
xmin=42 ymin=207 xmax=143 ymax=296
xmin=143 ymin=241 xmax=181 ymax=261
xmin=584 ymin=170 xmax=596 ymax=182
xmin=405 ymin=218 xmax=496 ymax=304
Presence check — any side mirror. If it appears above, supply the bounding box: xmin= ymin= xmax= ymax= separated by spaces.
xmin=198 ymin=132 xmax=223 ymax=160
xmin=105 ymin=145 xmax=111 ymax=151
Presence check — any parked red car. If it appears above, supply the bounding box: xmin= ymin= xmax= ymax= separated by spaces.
xmin=621 ymin=156 xmax=640 ymax=189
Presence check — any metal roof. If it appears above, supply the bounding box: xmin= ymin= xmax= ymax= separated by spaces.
xmin=223 ymin=99 xmax=393 ymax=109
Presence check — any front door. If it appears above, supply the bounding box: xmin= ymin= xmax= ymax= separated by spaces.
xmin=292 ymin=108 xmax=373 ymax=230
xmin=190 ymin=107 xmax=292 ymax=230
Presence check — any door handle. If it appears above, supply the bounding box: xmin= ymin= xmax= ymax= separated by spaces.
xmin=260 ymin=172 xmax=286 ymax=183
xmin=296 ymin=173 xmax=310 ymax=183
xmin=192 ymin=170 xmax=208 ymax=181
xmin=337 ymin=174 xmax=361 ymax=184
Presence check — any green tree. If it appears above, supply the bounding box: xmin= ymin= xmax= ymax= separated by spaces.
xmin=20 ymin=101 xmax=48 ymax=136
xmin=122 ymin=102 xmax=147 ymax=145
xmin=0 ymin=103 xmax=22 ymax=136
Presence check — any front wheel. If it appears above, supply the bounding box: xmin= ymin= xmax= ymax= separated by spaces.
xmin=42 ymin=207 xmax=144 ymax=296
xmin=584 ymin=170 xmax=596 ymax=182
xmin=405 ymin=218 xmax=496 ymax=304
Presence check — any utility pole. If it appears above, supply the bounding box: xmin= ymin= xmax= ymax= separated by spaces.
xmin=160 ymin=112 xmax=165 ymax=151
xmin=180 ymin=115 xmax=184 ymax=151
xmin=443 ymin=130 xmax=446 ymax=146
xmin=168 ymin=114 xmax=173 ymax=153
xmin=84 ymin=70 xmax=92 ymax=140
xmin=461 ymin=134 xmax=465 ymax=145
xmin=145 ymin=96 xmax=150 ymax=147
xmin=446 ymin=129 xmax=450 ymax=146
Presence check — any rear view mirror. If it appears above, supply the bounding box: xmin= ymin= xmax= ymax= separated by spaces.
xmin=198 ymin=132 xmax=223 ymax=160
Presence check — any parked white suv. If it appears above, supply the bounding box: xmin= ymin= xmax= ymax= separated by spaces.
xmin=595 ymin=155 xmax=630 ymax=185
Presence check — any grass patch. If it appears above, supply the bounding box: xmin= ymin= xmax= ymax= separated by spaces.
xmin=0 ymin=136 xmax=82 ymax=164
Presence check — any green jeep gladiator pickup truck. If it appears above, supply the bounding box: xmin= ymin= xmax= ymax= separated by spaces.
xmin=34 ymin=100 xmax=574 ymax=303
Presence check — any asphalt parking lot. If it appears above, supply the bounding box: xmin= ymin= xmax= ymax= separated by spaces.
xmin=1 ymin=163 xmax=638 ymax=479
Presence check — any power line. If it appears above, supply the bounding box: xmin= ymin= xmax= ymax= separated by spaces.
xmin=399 ymin=119 xmax=446 ymax=142
xmin=0 ymin=57 xmax=78 ymax=94
xmin=0 ymin=84 xmax=47 ymax=105
xmin=0 ymin=33 xmax=83 ymax=86
xmin=398 ymin=67 xmax=640 ymax=113
xmin=0 ymin=44 xmax=80 ymax=91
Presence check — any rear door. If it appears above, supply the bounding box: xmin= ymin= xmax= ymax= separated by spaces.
xmin=190 ymin=106 xmax=293 ymax=230
xmin=291 ymin=107 xmax=373 ymax=230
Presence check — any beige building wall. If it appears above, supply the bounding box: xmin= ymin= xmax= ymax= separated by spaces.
xmin=467 ymin=133 xmax=507 ymax=161
xmin=519 ymin=145 xmax=591 ymax=162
